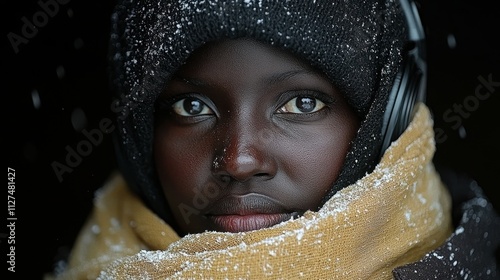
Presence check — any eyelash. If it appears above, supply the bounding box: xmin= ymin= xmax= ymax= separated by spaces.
xmin=275 ymin=90 xmax=335 ymax=115
xmin=155 ymin=90 xmax=335 ymax=121
xmin=155 ymin=93 xmax=216 ymax=123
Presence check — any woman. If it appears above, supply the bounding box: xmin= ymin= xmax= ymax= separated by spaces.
xmin=47 ymin=0 xmax=499 ymax=279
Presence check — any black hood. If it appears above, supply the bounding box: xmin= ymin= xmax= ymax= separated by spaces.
xmin=108 ymin=0 xmax=408 ymax=224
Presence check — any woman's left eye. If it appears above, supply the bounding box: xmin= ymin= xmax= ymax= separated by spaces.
xmin=277 ymin=96 xmax=326 ymax=114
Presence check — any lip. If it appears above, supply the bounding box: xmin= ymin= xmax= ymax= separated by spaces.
xmin=208 ymin=213 xmax=296 ymax=232
xmin=205 ymin=194 xmax=300 ymax=232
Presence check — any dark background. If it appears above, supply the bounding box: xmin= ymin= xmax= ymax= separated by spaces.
xmin=2 ymin=0 xmax=499 ymax=279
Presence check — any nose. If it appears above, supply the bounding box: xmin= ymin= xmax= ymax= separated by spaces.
xmin=212 ymin=126 xmax=277 ymax=183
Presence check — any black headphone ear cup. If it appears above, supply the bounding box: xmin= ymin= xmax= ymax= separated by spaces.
xmin=380 ymin=65 xmax=405 ymax=156
xmin=378 ymin=0 xmax=427 ymax=160
xmin=380 ymin=55 xmax=423 ymax=155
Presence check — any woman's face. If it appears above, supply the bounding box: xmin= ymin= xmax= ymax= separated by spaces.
xmin=154 ymin=39 xmax=360 ymax=235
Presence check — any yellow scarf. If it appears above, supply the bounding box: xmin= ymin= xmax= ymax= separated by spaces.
xmin=48 ymin=103 xmax=452 ymax=279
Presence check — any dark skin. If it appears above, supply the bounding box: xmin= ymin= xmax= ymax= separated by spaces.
xmin=154 ymin=38 xmax=360 ymax=235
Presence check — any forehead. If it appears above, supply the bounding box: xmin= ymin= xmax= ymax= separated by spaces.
xmin=175 ymin=38 xmax=326 ymax=85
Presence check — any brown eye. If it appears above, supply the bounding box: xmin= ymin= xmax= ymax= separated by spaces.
xmin=172 ymin=97 xmax=214 ymax=116
xmin=278 ymin=97 xmax=326 ymax=114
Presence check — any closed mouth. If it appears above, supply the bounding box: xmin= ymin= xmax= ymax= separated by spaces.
xmin=207 ymin=213 xmax=298 ymax=232
xmin=205 ymin=194 xmax=301 ymax=232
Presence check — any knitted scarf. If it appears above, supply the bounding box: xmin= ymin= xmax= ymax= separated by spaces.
xmin=48 ymin=103 xmax=453 ymax=279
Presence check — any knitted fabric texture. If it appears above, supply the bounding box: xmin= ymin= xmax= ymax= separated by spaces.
xmin=109 ymin=0 xmax=409 ymax=223
xmin=48 ymin=103 xmax=453 ymax=280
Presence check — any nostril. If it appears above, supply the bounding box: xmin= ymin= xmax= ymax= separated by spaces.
xmin=219 ymin=174 xmax=231 ymax=183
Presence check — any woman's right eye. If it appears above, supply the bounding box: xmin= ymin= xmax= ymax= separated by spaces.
xmin=172 ymin=97 xmax=214 ymax=116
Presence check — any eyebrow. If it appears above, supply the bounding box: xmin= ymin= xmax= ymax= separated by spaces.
xmin=172 ymin=75 xmax=212 ymax=88
xmin=264 ymin=69 xmax=316 ymax=85
xmin=172 ymin=69 xmax=317 ymax=88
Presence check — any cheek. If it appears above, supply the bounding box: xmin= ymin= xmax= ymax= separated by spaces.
xmin=278 ymin=120 xmax=358 ymax=209
xmin=153 ymin=128 xmax=212 ymax=209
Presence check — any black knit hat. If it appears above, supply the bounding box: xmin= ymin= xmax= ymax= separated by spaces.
xmin=109 ymin=0 xmax=408 ymax=224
